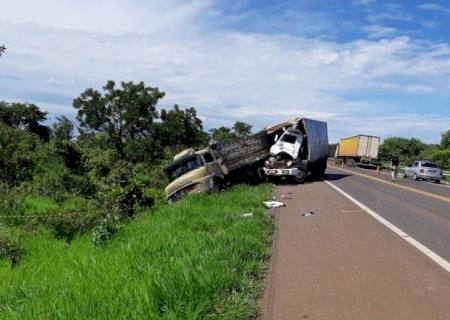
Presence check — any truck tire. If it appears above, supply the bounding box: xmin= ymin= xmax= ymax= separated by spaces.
xmin=256 ymin=166 xmax=267 ymax=182
xmin=293 ymin=169 xmax=306 ymax=184
xmin=210 ymin=177 xmax=227 ymax=194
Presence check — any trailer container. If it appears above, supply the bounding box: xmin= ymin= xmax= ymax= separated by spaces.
xmin=335 ymin=135 xmax=380 ymax=167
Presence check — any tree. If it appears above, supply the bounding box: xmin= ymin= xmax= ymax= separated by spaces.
xmin=158 ymin=105 xmax=207 ymax=147
xmin=73 ymin=81 xmax=165 ymax=156
xmin=328 ymin=143 xmax=337 ymax=158
xmin=0 ymin=123 xmax=38 ymax=185
xmin=210 ymin=121 xmax=253 ymax=143
xmin=52 ymin=116 xmax=74 ymax=141
xmin=0 ymin=45 xmax=5 ymax=57
xmin=441 ymin=130 xmax=450 ymax=149
xmin=0 ymin=101 xmax=50 ymax=140
xmin=379 ymin=137 xmax=427 ymax=163
xmin=209 ymin=126 xmax=236 ymax=143
xmin=124 ymin=105 xmax=208 ymax=163
xmin=232 ymin=121 xmax=252 ymax=139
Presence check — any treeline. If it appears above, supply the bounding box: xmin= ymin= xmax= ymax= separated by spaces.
xmin=379 ymin=136 xmax=450 ymax=169
xmin=0 ymin=81 xmax=251 ymax=255
xmin=329 ymin=133 xmax=450 ymax=169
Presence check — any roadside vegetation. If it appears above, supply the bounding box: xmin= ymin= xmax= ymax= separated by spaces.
xmin=0 ymin=184 xmax=272 ymax=319
xmin=0 ymin=79 xmax=274 ymax=318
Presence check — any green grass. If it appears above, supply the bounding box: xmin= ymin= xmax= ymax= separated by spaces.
xmin=0 ymin=184 xmax=273 ymax=319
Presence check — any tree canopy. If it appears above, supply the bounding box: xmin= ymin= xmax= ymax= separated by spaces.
xmin=0 ymin=101 xmax=50 ymax=140
xmin=209 ymin=121 xmax=253 ymax=143
xmin=73 ymin=81 xmax=165 ymax=156
xmin=52 ymin=116 xmax=74 ymax=141
xmin=441 ymin=130 xmax=450 ymax=149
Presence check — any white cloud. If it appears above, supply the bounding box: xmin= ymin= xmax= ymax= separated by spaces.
xmin=1 ymin=0 xmax=450 ymax=142
xmin=353 ymin=0 xmax=376 ymax=5
xmin=418 ymin=3 xmax=450 ymax=15
xmin=363 ymin=25 xmax=397 ymax=39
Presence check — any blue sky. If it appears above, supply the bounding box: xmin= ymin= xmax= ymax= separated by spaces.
xmin=1 ymin=0 xmax=450 ymax=143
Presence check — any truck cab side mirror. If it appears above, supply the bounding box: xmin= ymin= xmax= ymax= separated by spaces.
xmin=274 ymin=134 xmax=278 ymax=142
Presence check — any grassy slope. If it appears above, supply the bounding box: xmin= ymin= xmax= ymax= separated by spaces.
xmin=0 ymin=184 xmax=272 ymax=320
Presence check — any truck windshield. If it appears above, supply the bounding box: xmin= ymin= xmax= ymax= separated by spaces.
xmin=282 ymin=134 xmax=297 ymax=144
xmin=167 ymin=155 xmax=204 ymax=181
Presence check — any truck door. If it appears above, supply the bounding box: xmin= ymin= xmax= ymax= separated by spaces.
xmin=203 ymin=152 xmax=225 ymax=179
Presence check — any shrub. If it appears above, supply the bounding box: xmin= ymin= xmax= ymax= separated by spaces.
xmin=0 ymin=232 xmax=24 ymax=267
xmin=0 ymin=123 xmax=38 ymax=185
xmin=97 ymin=162 xmax=154 ymax=219
xmin=92 ymin=212 xmax=122 ymax=246
xmin=43 ymin=197 xmax=98 ymax=241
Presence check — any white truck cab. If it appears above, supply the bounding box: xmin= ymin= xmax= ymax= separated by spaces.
xmin=270 ymin=128 xmax=303 ymax=160
xmin=264 ymin=127 xmax=307 ymax=182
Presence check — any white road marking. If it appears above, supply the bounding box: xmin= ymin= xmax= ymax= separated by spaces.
xmin=323 ymin=179 xmax=450 ymax=273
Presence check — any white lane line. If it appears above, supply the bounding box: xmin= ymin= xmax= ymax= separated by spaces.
xmin=323 ymin=179 xmax=450 ymax=273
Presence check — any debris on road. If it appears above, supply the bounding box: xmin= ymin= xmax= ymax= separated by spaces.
xmin=264 ymin=201 xmax=286 ymax=208
xmin=302 ymin=211 xmax=314 ymax=217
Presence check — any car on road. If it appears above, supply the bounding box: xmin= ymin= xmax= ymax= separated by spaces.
xmin=403 ymin=161 xmax=443 ymax=183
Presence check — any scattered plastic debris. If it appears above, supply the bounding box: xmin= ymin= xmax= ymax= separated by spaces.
xmin=280 ymin=194 xmax=292 ymax=199
xmin=242 ymin=212 xmax=253 ymax=218
xmin=263 ymin=201 xmax=286 ymax=208
xmin=302 ymin=212 xmax=314 ymax=217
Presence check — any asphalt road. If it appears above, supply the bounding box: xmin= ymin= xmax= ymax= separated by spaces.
xmin=260 ymin=179 xmax=450 ymax=320
xmin=325 ymin=164 xmax=450 ymax=261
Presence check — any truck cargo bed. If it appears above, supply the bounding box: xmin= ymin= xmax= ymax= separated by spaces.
xmin=213 ymin=131 xmax=270 ymax=171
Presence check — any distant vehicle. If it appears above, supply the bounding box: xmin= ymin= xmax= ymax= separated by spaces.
xmin=335 ymin=135 xmax=380 ymax=167
xmin=403 ymin=161 xmax=443 ymax=183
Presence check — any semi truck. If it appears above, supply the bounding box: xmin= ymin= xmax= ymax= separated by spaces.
xmin=334 ymin=135 xmax=380 ymax=167
xmin=262 ymin=118 xmax=329 ymax=183
xmin=164 ymin=117 xmax=329 ymax=202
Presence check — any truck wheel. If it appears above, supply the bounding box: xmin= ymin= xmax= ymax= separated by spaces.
xmin=211 ymin=178 xmax=227 ymax=193
xmin=293 ymin=170 xmax=306 ymax=184
xmin=257 ymin=166 xmax=267 ymax=182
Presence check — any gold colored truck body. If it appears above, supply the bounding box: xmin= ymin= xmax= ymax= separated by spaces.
xmin=337 ymin=135 xmax=380 ymax=159
xmin=338 ymin=136 xmax=360 ymax=157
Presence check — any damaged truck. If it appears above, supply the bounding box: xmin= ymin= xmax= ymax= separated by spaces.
xmin=164 ymin=117 xmax=328 ymax=203
xmin=263 ymin=118 xmax=328 ymax=183
xmin=164 ymin=131 xmax=270 ymax=203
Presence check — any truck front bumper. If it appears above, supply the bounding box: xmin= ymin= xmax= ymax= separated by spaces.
xmin=263 ymin=167 xmax=299 ymax=176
